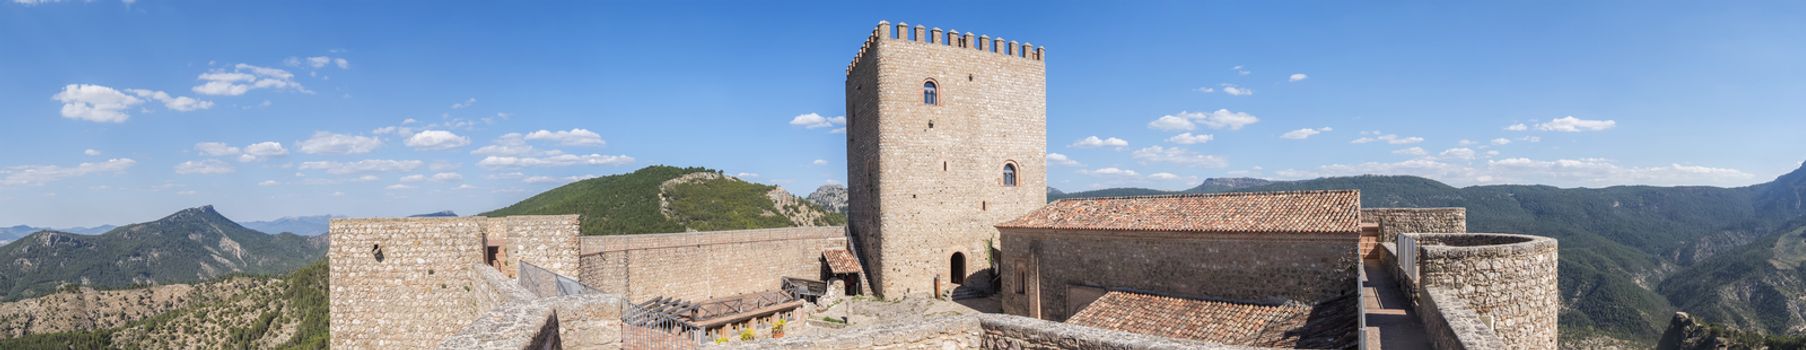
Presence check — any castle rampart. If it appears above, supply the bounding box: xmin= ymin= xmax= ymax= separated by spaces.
xmin=327 ymin=215 xmax=579 ymax=349
xmin=575 ymin=226 xmax=846 ymax=302
xmin=1361 ymin=208 xmax=1467 ymax=244
xmin=1401 ymin=232 xmax=1559 ymax=350
xmin=848 ymin=21 xmax=1044 ymax=76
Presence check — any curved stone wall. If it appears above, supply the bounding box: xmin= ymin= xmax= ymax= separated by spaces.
xmin=1408 ymin=232 xmax=1558 ymax=350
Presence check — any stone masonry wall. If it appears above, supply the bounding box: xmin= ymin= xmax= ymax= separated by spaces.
xmin=577 ymin=226 xmax=846 ymax=302
xmin=329 ymin=215 xmax=581 ymax=349
xmin=847 ymin=21 xmax=1048 ymax=297
xmin=999 ymin=228 xmax=1358 ymax=321
xmin=1416 ymin=286 xmax=1507 ymax=350
xmin=1410 ymin=232 xmax=1559 ymax=350
xmin=1362 ymin=208 xmax=1466 ymax=243
xmin=499 ymin=215 xmax=582 ymax=278
xmin=329 ymin=218 xmax=488 ymax=349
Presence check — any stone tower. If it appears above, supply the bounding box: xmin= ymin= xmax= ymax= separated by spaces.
xmin=844 ymin=21 xmax=1048 ymax=297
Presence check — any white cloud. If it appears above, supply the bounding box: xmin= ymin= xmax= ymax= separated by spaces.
xmin=1197 ymin=109 xmax=1259 ymax=130
xmin=1151 ymin=110 xmax=1260 ymax=132
xmin=1166 ymin=132 xmax=1214 ymax=144
xmin=476 ymin=154 xmax=634 ymax=168
xmin=789 ymin=113 xmax=847 ymax=130
xmin=1440 ymin=148 xmax=1477 ymax=160
xmin=1504 ymin=123 xmax=1529 ymax=131
xmin=1351 ymin=133 xmax=1423 ymax=145
xmin=286 ymin=56 xmax=351 ymax=70
xmin=431 ymin=172 xmax=463 ymax=182
xmin=299 ymin=132 xmax=382 ymax=154
xmin=1085 ymin=167 xmax=1140 ymax=177
xmin=1131 ymin=146 xmax=1228 ymax=168
xmin=812 ymin=159 xmax=828 ymax=166
xmin=1393 ymin=147 xmax=1427 ymax=156
xmin=1281 ymin=127 xmax=1332 ymax=140
xmin=1047 ymin=153 xmax=1081 ymax=167
xmin=1195 ymin=87 xmax=1215 ymax=94
xmin=450 ymin=97 xmax=477 ymax=109
xmin=1148 ymin=115 xmax=1195 ymax=131
xmin=523 ymin=176 xmax=561 ymax=184
xmin=525 ymin=128 xmax=605 ymax=146
xmin=385 ymin=184 xmax=414 ymax=190
xmin=472 ymin=133 xmax=537 ymax=156
xmin=192 ymin=64 xmax=308 ymax=96
xmin=1071 ymin=136 xmax=1130 ymax=149
xmin=1 ymin=158 xmax=135 ymax=186
xmin=1232 ymin=65 xmax=1251 ymax=75
xmin=258 ymin=180 xmax=280 ymax=187
xmin=1219 ymin=84 xmax=1253 ymax=96
xmin=405 ymin=130 xmax=471 ymax=150
xmin=194 ymin=142 xmax=241 ymax=156
xmin=735 ymin=172 xmax=760 ymax=179
xmin=1274 ymin=157 xmax=1757 ymax=187
xmin=125 ymin=89 xmax=214 ymax=112
xmin=174 ymin=159 xmax=234 ymax=175
xmin=1148 ymin=172 xmax=1182 ymax=180
xmin=1491 ymin=138 xmax=1512 ymax=145
xmin=1458 ymin=139 xmax=1476 ymax=146
xmin=1289 ymin=73 xmax=1308 ymax=82
xmin=400 ymin=174 xmax=427 ymax=183
xmin=83 ymin=149 xmax=101 ymax=156
xmin=1536 ymin=116 xmax=1616 ymax=132
xmin=1519 ymin=136 xmax=1542 ymax=143
xmin=241 ymin=142 xmax=287 ymax=161
xmin=299 ymin=159 xmax=424 ymax=174
xmin=53 ymin=84 xmax=143 ymax=123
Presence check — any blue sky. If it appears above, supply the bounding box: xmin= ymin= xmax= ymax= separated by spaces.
xmin=3 ymin=1 xmax=1804 ymax=227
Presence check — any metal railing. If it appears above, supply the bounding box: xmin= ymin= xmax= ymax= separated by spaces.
xmin=1397 ymin=233 xmax=1420 ymax=284
xmin=621 ymin=298 xmax=706 ymax=349
xmin=518 ymin=261 xmax=599 ymax=298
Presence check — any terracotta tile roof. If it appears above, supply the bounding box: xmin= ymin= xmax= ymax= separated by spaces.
xmin=998 ymin=190 xmax=1361 ymax=234
xmin=822 ymin=249 xmax=861 ymax=274
xmin=1067 ymin=291 xmax=1357 ymax=348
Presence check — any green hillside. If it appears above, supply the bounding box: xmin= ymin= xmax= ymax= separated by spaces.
xmin=0 ymin=206 xmax=325 ymax=301
xmin=483 ymin=165 xmax=844 ymax=235
xmin=0 ymin=258 xmax=329 ymax=349
xmin=1052 ymin=164 xmax=1806 ymax=345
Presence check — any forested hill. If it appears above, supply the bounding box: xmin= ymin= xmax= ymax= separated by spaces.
xmin=0 ymin=206 xmax=325 ymax=301
xmin=1053 ymin=162 xmax=1806 ymax=345
xmin=482 ymin=165 xmax=845 ymax=235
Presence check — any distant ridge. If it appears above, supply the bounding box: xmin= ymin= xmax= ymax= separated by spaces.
xmin=0 ymin=205 xmax=325 ymax=300
xmin=409 ymin=211 xmax=458 ymax=218
xmin=483 ymin=165 xmax=844 ymax=235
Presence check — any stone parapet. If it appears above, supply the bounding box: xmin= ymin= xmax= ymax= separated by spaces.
xmin=1362 ymin=208 xmax=1466 ymax=244
xmin=1417 ymin=286 xmax=1506 ymax=350
xmin=723 ymin=313 xmax=1260 ymax=350
xmin=1405 ymin=232 xmax=1558 ymax=350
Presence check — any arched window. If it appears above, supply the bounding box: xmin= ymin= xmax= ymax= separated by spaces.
xmin=1003 ymin=163 xmax=1018 ymax=187
xmin=923 ymin=81 xmax=938 ymax=105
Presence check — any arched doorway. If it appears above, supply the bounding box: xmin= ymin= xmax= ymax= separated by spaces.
xmin=950 ymin=252 xmax=967 ymax=284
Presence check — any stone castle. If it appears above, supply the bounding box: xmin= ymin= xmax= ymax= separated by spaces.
xmin=328 ymin=21 xmax=1560 ymax=350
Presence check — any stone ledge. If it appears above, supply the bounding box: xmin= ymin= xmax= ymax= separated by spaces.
xmin=1409 ymin=232 xmax=1556 ymax=260
xmin=1417 ymin=286 xmax=1505 ymax=350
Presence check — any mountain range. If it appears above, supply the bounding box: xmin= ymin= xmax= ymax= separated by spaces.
xmin=0 ymin=206 xmax=327 ymax=301
xmin=1049 ymin=162 xmax=1806 ymax=345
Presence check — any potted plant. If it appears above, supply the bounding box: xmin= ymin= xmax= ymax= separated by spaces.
xmin=772 ymin=318 xmax=787 ymax=338
xmin=739 ymin=327 xmax=755 ymax=341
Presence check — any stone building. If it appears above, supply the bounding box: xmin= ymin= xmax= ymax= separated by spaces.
xmin=996 ymin=190 xmax=1364 ymax=348
xmin=845 ymin=20 xmax=1048 ymax=298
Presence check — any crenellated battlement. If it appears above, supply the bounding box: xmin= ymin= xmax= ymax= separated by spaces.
xmin=846 ymin=20 xmax=1045 ymax=76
